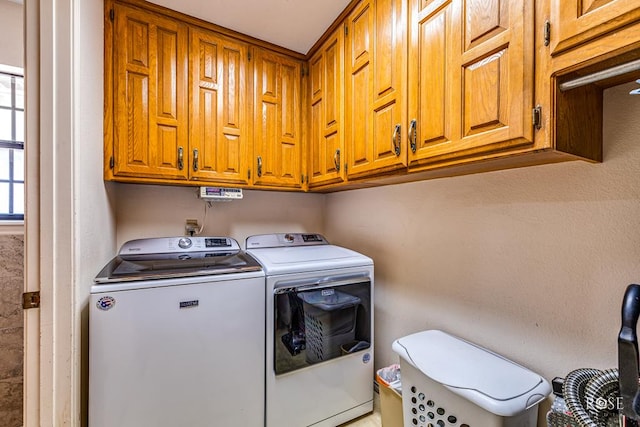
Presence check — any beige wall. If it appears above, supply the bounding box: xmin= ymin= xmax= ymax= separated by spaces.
xmin=75 ymin=0 xmax=116 ymax=424
xmin=113 ymin=185 xmax=325 ymax=247
xmin=0 ymin=0 xmax=23 ymax=68
xmin=324 ymin=83 xmax=640 ymax=383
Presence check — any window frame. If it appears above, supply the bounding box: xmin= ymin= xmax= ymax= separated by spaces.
xmin=0 ymin=68 xmax=25 ymax=221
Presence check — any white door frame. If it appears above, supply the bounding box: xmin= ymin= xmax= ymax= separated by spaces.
xmin=24 ymin=0 xmax=77 ymax=425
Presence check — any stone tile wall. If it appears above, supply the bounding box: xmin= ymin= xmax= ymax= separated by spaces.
xmin=0 ymin=235 xmax=23 ymax=427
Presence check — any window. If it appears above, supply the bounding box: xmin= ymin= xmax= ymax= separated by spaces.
xmin=0 ymin=67 xmax=24 ymax=221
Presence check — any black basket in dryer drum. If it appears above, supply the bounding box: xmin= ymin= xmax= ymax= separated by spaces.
xmin=297 ymin=289 xmax=361 ymax=364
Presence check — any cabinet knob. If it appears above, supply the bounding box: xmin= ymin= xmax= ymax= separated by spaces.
xmin=178 ymin=147 xmax=184 ymax=170
xmin=257 ymin=156 xmax=263 ymax=178
xmin=334 ymin=149 xmax=341 ymax=172
xmin=193 ymin=149 xmax=199 ymax=172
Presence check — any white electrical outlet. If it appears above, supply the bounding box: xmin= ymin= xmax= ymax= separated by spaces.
xmin=185 ymin=219 xmax=199 ymax=235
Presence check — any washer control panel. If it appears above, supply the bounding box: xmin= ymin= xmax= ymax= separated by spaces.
xmin=246 ymin=233 xmax=329 ymax=249
xmin=119 ymin=236 xmax=237 ymax=255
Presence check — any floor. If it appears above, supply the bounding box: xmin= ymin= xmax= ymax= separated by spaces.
xmin=341 ymin=410 xmax=382 ymax=427
xmin=339 ymin=394 xmax=382 ymax=427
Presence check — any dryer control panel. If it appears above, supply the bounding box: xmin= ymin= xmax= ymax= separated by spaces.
xmin=246 ymin=233 xmax=329 ymax=249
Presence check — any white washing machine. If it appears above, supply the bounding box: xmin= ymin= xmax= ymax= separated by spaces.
xmin=246 ymin=233 xmax=374 ymax=427
xmin=89 ymin=236 xmax=265 ymax=427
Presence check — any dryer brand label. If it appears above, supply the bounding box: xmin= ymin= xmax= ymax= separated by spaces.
xmin=179 ymin=300 xmax=199 ymax=309
xmin=96 ymin=296 xmax=116 ymax=311
xmin=362 ymin=353 xmax=371 ymax=364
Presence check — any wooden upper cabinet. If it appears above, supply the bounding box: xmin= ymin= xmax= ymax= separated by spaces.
xmin=408 ymin=0 xmax=535 ymax=168
xmin=189 ymin=28 xmax=250 ymax=185
xmin=253 ymin=48 xmax=303 ymax=188
xmin=345 ymin=0 xmax=407 ymax=179
xmin=112 ymin=4 xmax=189 ymax=180
xmin=550 ymin=0 xmax=640 ymax=56
xmin=308 ymin=29 xmax=345 ymax=188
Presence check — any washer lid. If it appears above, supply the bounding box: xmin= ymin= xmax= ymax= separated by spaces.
xmin=392 ymin=330 xmax=550 ymax=416
xmin=94 ymin=236 xmax=262 ymax=283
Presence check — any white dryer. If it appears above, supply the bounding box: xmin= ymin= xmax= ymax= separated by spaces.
xmin=246 ymin=233 xmax=374 ymax=427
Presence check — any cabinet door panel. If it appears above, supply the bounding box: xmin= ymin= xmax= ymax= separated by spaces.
xmin=349 ymin=66 xmax=370 ymax=168
xmin=125 ymin=73 xmax=150 ymax=167
xmin=253 ymin=49 xmax=302 ymax=188
xmin=280 ymin=63 xmax=300 ymax=182
xmin=281 ymin=64 xmax=298 ymax=140
xmin=551 ymin=0 xmax=640 ymax=55
xmin=409 ymin=0 xmax=532 ymax=166
xmin=310 ymin=53 xmax=324 ymax=183
xmin=346 ymin=2 xmax=373 ymax=174
xmin=350 ymin=4 xmax=372 ymax=70
xmin=346 ymin=0 xmax=406 ymax=179
xmin=464 ymin=0 xmax=508 ymax=50
xmin=113 ymin=5 xmax=188 ymax=180
xmin=126 ymin=19 xmax=149 ymax=68
xmin=325 ymin=132 xmax=340 ymax=174
xmin=310 ymin=99 xmax=323 ymax=179
xmin=324 ymin=39 xmax=342 ymax=177
xmin=189 ymin=29 xmax=249 ymax=184
xmin=372 ymin=0 xmax=404 ymax=164
xmin=310 ymin=55 xmax=323 ymax=103
xmin=157 ymin=28 xmax=180 ymax=119
xmin=408 ymin=0 xmax=457 ymax=164
xmin=157 ymin=126 xmax=179 ymax=167
xmin=463 ymin=49 xmax=507 ymax=136
xmin=325 ymin=41 xmax=340 ymax=129
xmin=308 ymin=29 xmax=345 ymax=188
xmin=374 ymin=0 xmax=395 ymax=98
xmin=457 ymin=0 xmax=532 ymax=153
xmin=373 ymin=103 xmax=395 ymax=159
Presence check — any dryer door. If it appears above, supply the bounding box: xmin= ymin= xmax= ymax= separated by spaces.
xmin=273 ymin=278 xmax=371 ymax=375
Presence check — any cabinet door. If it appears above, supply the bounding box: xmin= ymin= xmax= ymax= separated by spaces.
xmin=189 ymin=28 xmax=250 ymax=185
xmin=253 ymin=49 xmax=303 ymax=188
xmin=458 ymin=0 xmax=534 ymax=153
xmin=345 ymin=0 xmax=407 ymax=179
xmin=408 ymin=0 xmax=534 ymax=167
xmin=112 ymin=4 xmax=188 ymax=180
xmin=551 ymin=0 xmax=640 ymax=56
xmin=407 ymin=0 xmax=459 ymax=165
xmin=308 ymin=30 xmax=345 ymax=188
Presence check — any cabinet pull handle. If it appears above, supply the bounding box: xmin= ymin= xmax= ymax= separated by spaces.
xmin=392 ymin=124 xmax=401 ymax=156
xmin=334 ymin=149 xmax=341 ymax=172
xmin=178 ymin=147 xmax=184 ymax=170
xmin=409 ymin=119 xmax=417 ymax=154
xmin=193 ymin=149 xmax=199 ymax=171
xmin=257 ymin=156 xmax=262 ymax=178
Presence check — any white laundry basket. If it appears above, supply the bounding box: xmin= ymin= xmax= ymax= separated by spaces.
xmin=392 ymin=330 xmax=551 ymax=427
